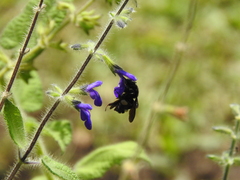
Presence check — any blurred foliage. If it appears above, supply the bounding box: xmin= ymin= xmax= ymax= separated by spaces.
xmin=1 ymin=0 xmax=240 ymax=180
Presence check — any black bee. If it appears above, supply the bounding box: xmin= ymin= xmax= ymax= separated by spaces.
xmin=107 ymin=77 xmax=139 ymax=122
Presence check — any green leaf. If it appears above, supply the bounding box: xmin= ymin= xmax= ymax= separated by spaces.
xmin=41 ymin=155 xmax=80 ymax=180
xmin=105 ymin=0 xmax=121 ymax=5
xmin=0 ymin=49 xmax=9 ymax=65
xmin=25 ymin=116 xmax=39 ymax=135
xmin=233 ymin=157 xmax=240 ymax=166
xmin=0 ymin=0 xmax=74 ymax=49
xmin=74 ymin=141 xmax=150 ymax=180
xmin=12 ymin=70 xmax=43 ymax=112
xmin=230 ymin=104 xmax=240 ymax=116
xmin=3 ymin=99 xmax=26 ymax=149
xmin=44 ymin=120 xmax=72 ymax=152
xmin=31 ymin=176 xmax=48 ymax=180
xmin=0 ymin=0 xmax=38 ymax=49
xmin=207 ymin=154 xmax=223 ymax=164
xmin=212 ymin=126 xmax=234 ymax=136
xmin=78 ymin=11 xmax=101 ymax=34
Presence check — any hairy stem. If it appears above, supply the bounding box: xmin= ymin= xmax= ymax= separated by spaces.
xmin=0 ymin=0 xmax=45 ymax=112
xmin=222 ymin=118 xmax=240 ymax=180
xmin=6 ymin=1 xmax=129 ymax=179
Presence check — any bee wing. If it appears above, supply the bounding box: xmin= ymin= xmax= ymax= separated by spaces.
xmin=129 ymin=98 xmax=138 ymax=122
xmin=129 ymin=107 xmax=136 ymax=122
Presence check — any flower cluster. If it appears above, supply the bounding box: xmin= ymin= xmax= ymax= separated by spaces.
xmin=72 ymin=81 xmax=102 ymax=130
xmin=72 ymin=100 xmax=93 ymax=130
xmin=107 ymin=64 xmax=139 ymax=122
xmin=81 ymin=81 xmax=102 ymax=106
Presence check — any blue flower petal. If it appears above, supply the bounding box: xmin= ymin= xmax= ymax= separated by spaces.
xmin=87 ymin=89 xmax=102 ymax=106
xmin=114 ymin=78 xmax=125 ymax=98
xmin=86 ymin=81 xmax=103 ymax=91
xmin=72 ymin=100 xmax=93 ymax=130
xmin=94 ymin=95 xmax=102 ymax=106
xmin=84 ymin=119 xmax=92 ymax=130
xmin=80 ymin=109 xmax=90 ymax=121
xmin=83 ymin=81 xmax=103 ymax=107
xmin=77 ymin=103 xmax=92 ymax=110
xmin=88 ymin=89 xmax=97 ymax=99
xmin=115 ymin=69 xmax=137 ymax=81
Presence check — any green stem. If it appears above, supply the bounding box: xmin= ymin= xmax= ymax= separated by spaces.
xmin=6 ymin=161 xmax=23 ymax=180
xmin=222 ymin=119 xmax=240 ymax=180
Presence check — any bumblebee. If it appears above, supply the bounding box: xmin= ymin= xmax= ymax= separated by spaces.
xmin=107 ymin=78 xmax=139 ymax=122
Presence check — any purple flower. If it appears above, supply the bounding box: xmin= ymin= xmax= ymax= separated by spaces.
xmin=82 ymin=81 xmax=103 ymax=106
xmin=72 ymin=100 xmax=93 ymax=130
xmin=113 ymin=65 xmax=137 ymax=98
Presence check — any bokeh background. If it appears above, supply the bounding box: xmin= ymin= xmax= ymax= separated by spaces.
xmin=1 ymin=0 xmax=240 ymax=179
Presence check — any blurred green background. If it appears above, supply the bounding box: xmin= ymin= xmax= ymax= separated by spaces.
xmin=1 ymin=0 xmax=240 ymax=179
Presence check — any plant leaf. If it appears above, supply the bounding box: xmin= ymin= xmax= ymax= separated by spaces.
xmin=105 ymin=0 xmax=121 ymax=5
xmin=3 ymin=99 xmax=26 ymax=149
xmin=207 ymin=154 xmax=224 ymax=164
xmin=41 ymin=155 xmax=80 ymax=180
xmin=0 ymin=0 xmax=74 ymax=49
xmin=74 ymin=141 xmax=150 ymax=180
xmin=12 ymin=70 xmax=43 ymax=112
xmin=0 ymin=0 xmax=38 ymax=49
xmin=31 ymin=175 xmax=48 ymax=180
xmin=230 ymin=104 xmax=240 ymax=116
xmin=233 ymin=157 xmax=240 ymax=166
xmin=44 ymin=120 xmax=72 ymax=152
xmin=212 ymin=126 xmax=234 ymax=136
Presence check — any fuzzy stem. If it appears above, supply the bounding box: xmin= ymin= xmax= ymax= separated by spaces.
xmin=5 ymin=1 xmax=129 ymax=179
xmin=0 ymin=0 xmax=45 ymax=112
xmin=6 ymin=161 xmax=23 ymax=180
xmin=222 ymin=119 xmax=240 ymax=180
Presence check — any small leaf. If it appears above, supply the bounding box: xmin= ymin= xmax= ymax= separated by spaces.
xmin=74 ymin=141 xmax=150 ymax=180
xmin=12 ymin=70 xmax=43 ymax=112
xmin=0 ymin=0 xmax=74 ymax=49
xmin=31 ymin=175 xmax=48 ymax=180
xmin=212 ymin=126 xmax=234 ymax=136
xmin=41 ymin=155 xmax=79 ymax=180
xmin=0 ymin=0 xmax=38 ymax=49
xmin=3 ymin=99 xmax=26 ymax=149
xmin=207 ymin=154 xmax=224 ymax=164
xmin=44 ymin=120 xmax=72 ymax=152
xmin=230 ymin=104 xmax=240 ymax=115
xmin=105 ymin=0 xmax=121 ymax=5
xmin=233 ymin=157 xmax=240 ymax=166
xmin=77 ymin=11 xmax=101 ymax=34
xmin=25 ymin=116 xmax=39 ymax=135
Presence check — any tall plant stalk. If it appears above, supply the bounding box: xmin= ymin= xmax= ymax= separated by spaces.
xmin=222 ymin=117 xmax=240 ymax=180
